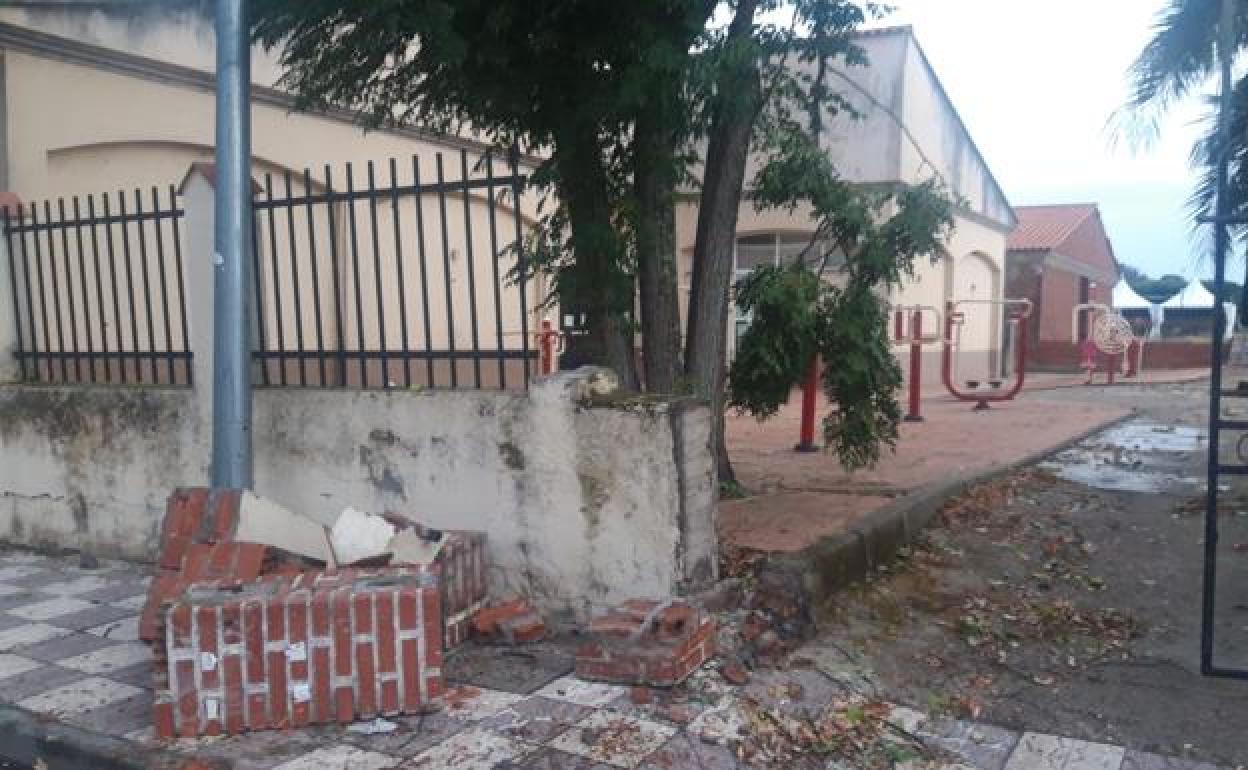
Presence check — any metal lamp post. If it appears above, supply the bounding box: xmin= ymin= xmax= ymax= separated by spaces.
xmin=211 ymin=0 xmax=254 ymax=489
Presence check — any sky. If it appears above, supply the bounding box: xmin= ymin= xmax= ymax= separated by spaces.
xmin=876 ymin=0 xmax=1221 ymax=281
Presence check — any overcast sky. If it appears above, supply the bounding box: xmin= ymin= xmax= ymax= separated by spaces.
xmin=878 ymin=0 xmax=1222 ymax=281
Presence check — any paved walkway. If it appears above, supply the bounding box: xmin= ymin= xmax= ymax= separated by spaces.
xmin=722 ymin=388 xmax=1132 ymax=552
xmin=0 ymin=548 xmax=1232 ymax=769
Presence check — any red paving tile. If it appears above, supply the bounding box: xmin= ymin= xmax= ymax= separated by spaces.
xmin=723 ymin=389 xmax=1130 ymax=553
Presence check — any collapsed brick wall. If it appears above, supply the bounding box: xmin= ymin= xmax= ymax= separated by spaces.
xmin=153 ymin=567 xmax=443 ymax=738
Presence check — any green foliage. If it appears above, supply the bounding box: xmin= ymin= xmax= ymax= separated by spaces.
xmin=729 ymin=128 xmax=955 ymax=470
xmin=817 ymin=285 xmax=903 ymax=469
xmin=729 ymin=264 xmax=822 ymax=418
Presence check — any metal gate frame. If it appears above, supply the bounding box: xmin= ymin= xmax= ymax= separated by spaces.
xmin=1200 ymin=0 xmax=1248 ymax=681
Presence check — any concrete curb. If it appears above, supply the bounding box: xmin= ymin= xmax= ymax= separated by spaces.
xmin=767 ymin=409 xmax=1138 ymax=603
xmin=0 ymin=703 xmax=173 ymax=770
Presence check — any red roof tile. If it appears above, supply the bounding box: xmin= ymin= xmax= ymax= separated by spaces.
xmin=1007 ymin=204 xmax=1099 ymax=251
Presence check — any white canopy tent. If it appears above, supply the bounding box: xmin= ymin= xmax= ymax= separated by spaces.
xmin=1112 ymin=280 xmax=1163 ymax=339
xmin=1161 ymin=280 xmax=1237 ymax=340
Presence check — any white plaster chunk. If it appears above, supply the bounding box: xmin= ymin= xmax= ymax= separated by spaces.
xmin=236 ymin=491 xmax=334 ymax=563
xmin=385 ymin=527 xmax=443 ymax=565
xmin=329 ymin=507 xmax=397 ymax=565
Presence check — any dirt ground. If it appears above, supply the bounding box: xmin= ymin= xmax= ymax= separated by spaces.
xmin=810 ymin=380 xmax=1248 ymax=766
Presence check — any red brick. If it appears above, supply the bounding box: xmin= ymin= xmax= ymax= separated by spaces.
xmin=472 ymin=598 xmax=531 ymax=636
xmin=401 ymin=638 xmax=420 ymax=710
xmin=380 ymin=679 xmax=400 ymax=714
xmin=376 ymin=594 xmax=396 ymax=674
xmin=287 ymin=596 xmax=310 ymax=728
xmin=222 ymin=647 xmax=244 ymax=734
xmin=268 ymin=650 xmax=289 ymax=729
xmin=334 ymin=686 xmax=354 ymax=724
xmin=575 ymin=600 xmax=713 ymax=687
xmin=209 ymin=488 xmax=242 ymax=542
xmin=197 ymin=606 xmax=220 ymax=691
xmin=332 ymin=591 xmax=352 ymax=677
xmin=153 ymin=700 xmax=176 ymax=740
xmin=499 ymin=612 xmax=545 ymax=644
xmin=243 ymin=602 xmax=265 ymax=684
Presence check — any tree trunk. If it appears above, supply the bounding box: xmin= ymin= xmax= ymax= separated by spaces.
xmin=555 ymin=128 xmax=640 ymax=389
xmin=635 ymin=87 xmax=683 ymax=393
xmin=685 ymin=0 xmax=762 ymax=484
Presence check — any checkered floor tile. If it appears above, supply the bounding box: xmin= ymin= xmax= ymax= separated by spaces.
xmin=0 ymin=546 xmax=1232 ymax=770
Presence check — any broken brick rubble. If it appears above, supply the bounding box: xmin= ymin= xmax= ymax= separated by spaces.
xmin=575 ymin=599 xmax=714 ymax=687
xmin=473 ymin=598 xmax=546 ymax=644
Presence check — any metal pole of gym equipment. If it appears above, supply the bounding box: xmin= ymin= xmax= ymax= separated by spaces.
xmin=211 ymin=0 xmax=254 ymax=489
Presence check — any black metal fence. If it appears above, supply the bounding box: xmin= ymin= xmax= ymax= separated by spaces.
xmin=250 ymin=150 xmax=536 ymax=390
xmin=2 ymin=188 xmax=191 ymax=385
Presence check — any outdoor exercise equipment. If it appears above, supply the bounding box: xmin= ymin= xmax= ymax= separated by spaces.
xmin=892 ymin=305 xmax=942 ymax=422
xmin=941 ymin=298 xmax=1032 ymax=411
xmin=796 ymin=356 xmax=821 ymax=453
xmin=1071 ymin=303 xmax=1144 ymax=384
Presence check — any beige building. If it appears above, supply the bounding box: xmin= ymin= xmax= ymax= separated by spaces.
xmin=0 ymin=5 xmax=545 ymax=389
xmin=677 ymin=26 xmax=1016 ymax=379
xmin=0 ymin=11 xmax=1012 ymax=388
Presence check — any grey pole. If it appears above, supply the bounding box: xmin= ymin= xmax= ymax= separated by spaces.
xmin=1200 ymin=0 xmax=1236 ymax=676
xmin=211 ymin=0 xmax=254 ymax=489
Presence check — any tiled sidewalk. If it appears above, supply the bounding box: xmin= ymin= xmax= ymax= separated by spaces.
xmin=0 ymin=548 xmax=1231 ymax=769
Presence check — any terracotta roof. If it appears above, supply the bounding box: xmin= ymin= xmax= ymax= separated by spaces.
xmin=1007 ymin=204 xmax=1099 ymax=251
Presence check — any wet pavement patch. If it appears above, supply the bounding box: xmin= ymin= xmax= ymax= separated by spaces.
xmin=1040 ymin=419 xmax=1206 ymax=493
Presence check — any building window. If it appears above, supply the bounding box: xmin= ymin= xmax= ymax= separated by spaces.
xmin=732 ymin=232 xmax=840 ymax=348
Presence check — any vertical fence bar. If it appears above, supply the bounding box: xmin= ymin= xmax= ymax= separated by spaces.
xmin=249 ymin=184 xmax=269 ymax=386
xmin=30 ymin=200 xmax=54 ymax=381
xmin=2 ymin=210 xmax=26 ymax=382
xmin=283 ymin=171 xmax=307 ymax=386
xmin=389 ymin=158 xmax=412 ymax=388
xmin=71 ymin=198 xmax=96 ymax=383
xmin=366 ymin=162 xmax=388 ymax=387
xmin=41 ymin=201 xmax=68 ymax=382
xmin=263 ymin=175 xmax=287 ymax=386
xmin=325 ymin=165 xmax=347 ymax=386
xmin=100 ymin=195 xmax=126 ymax=384
xmin=303 ymin=169 xmax=327 ymax=386
xmin=151 ymin=187 xmax=176 ymax=384
xmin=436 ymin=154 xmax=457 ymax=388
xmin=116 ymin=193 xmax=141 ymax=384
xmin=100 ymin=195 xmax=125 ymax=383
xmin=412 ymin=156 xmax=435 ymax=388
xmin=132 ymin=190 xmax=158 ymax=382
xmin=345 ymin=164 xmax=367 ymax=387
xmin=18 ymin=209 xmax=41 ymax=381
xmin=56 ymin=199 xmax=81 ymax=382
xmin=169 ymin=184 xmax=190 ymax=385
xmin=459 ymin=150 xmax=483 ymax=388
xmin=510 ymin=152 xmax=531 ymax=385
xmin=485 ymin=155 xmax=506 ymax=389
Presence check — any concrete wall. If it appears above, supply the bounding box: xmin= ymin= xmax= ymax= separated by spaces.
xmin=0 ymin=371 xmax=716 ymax=620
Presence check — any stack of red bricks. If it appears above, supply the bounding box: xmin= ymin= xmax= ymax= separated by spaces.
xmin=140 ymin=489 xmax=265 ymax=643
xmin=152 ymin=567 xmax=443 ymax=738
xmin=576 ymin=599 xmax=715 ymax=687
xmin=142 ymin=488 xmax=490 ymax=739
xmin=437 ymin=530 xmax=488 ymax=649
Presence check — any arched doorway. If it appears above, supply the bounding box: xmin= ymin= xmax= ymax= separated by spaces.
xmin=950 ymin=252 xmax=1002 ymax=380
